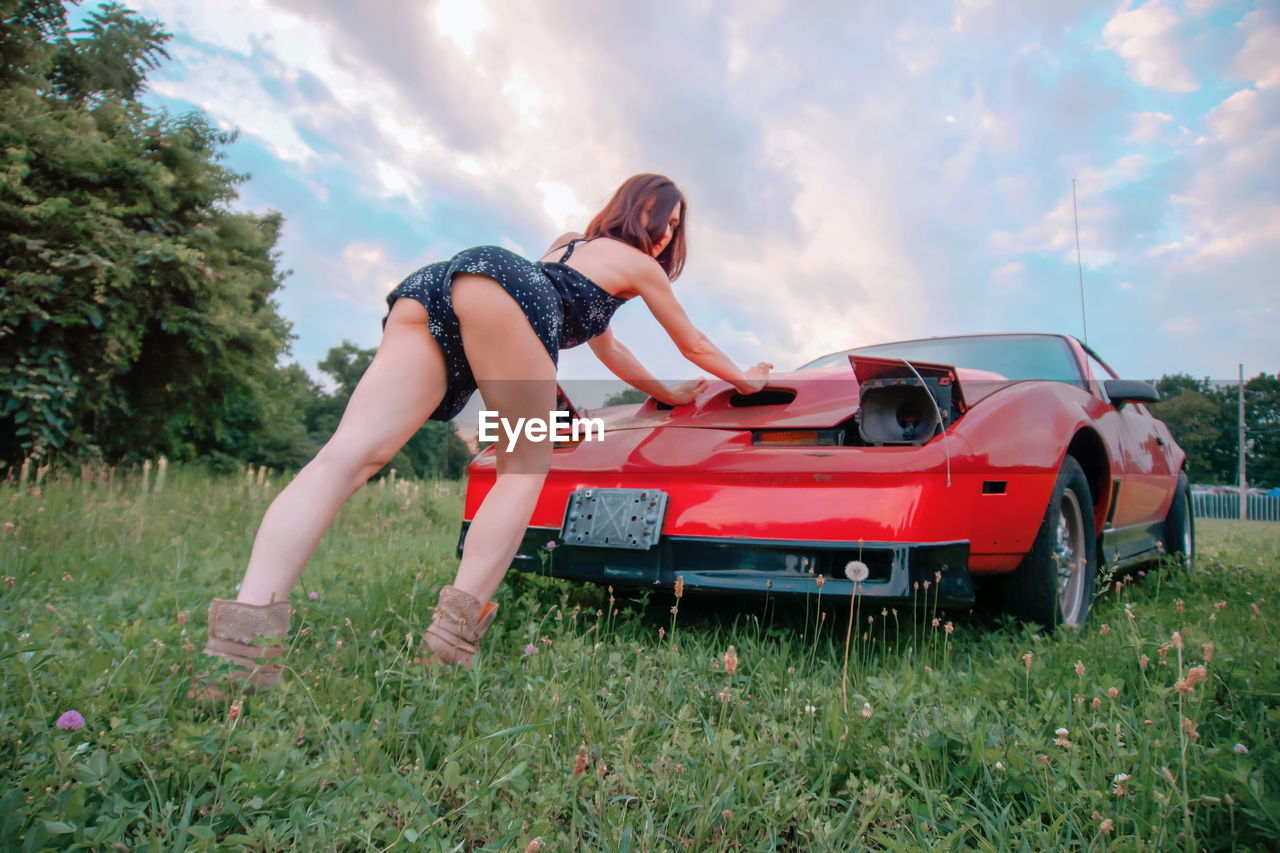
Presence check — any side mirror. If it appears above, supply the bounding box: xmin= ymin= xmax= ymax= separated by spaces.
xmin=1104 ymin=379 xmax=1160 ymax=408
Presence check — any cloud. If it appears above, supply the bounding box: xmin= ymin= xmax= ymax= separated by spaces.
xmin=1102 ymin=0 xmax=1197 ymax=92
xmin=1128 ymin=111 xmax=1174 ymax=143
xmin=1236 ymin=8 xmax=1280 ymax=90
xmin=1171 ymin=86 xmax=1280 ymax=265
xmin=1205 ymin=88 xmax=1267 ymax=143
xmin=987 ymin=153 xmax=1150 ymax=267
xmin=992 ymin=261 xmax=1026 ymax=288
xmin=1161 ymin=316 xmax=1198 ymax=333
xmin=120 ymin=0 xmax=1276 ymax=382
xmin=334 ymin=241 xmax=417 ymax=305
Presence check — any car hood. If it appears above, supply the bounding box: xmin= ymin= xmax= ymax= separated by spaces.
xmin=581 ymin=359 xmax=1013 ymax=431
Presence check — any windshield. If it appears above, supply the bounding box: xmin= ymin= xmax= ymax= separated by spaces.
xmin=798 ymin=334 xmax=1084 ymax=384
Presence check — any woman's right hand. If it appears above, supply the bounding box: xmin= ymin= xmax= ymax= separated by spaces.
xmin=735 ymin=362 xmax=773 ymax=395
xmin=661 ymin=377 xmax=708 ymax=406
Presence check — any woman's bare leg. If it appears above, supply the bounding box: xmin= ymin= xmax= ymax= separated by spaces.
xmin=449 ymin=273 xmax=556 ymax=605
xmin=235 ymin=299 xmax=447 ymax=606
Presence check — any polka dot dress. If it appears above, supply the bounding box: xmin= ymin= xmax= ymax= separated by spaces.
xmin=385 ymin=240 xmax=629 ymax=421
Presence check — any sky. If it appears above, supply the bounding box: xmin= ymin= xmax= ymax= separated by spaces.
xmin=112 ymin=0 xmax=1277 ymax=399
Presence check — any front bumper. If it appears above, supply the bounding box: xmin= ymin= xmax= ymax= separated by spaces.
xmin=457 ymin=522 xmax=976 ymax=608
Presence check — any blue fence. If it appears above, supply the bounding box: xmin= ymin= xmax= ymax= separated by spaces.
xmin=1191 ymin=491 xmax=1280 ymax=523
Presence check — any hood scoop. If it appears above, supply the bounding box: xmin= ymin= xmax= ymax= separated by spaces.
xmin=594 ymin=369 xmax=860 ymax=430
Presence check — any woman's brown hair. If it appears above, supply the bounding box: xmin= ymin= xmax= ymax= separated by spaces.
xmin=584 ymin=174 xmax=687 ymax=280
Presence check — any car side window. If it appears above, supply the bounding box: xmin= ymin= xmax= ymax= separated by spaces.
xmin=1085 ymin=352 xmax=1116 ymax=385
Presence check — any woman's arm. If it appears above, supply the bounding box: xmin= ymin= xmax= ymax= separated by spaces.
xmin=634 ymin=265 xmax=770 ymax=394
xmin=588 ymin=328 xmax=705 ymax=405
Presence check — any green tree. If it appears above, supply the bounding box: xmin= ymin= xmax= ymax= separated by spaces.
xmin=1149 ymin=387 xmax=1221 ymax=483
xmin=1241 ymin=373 xmax=1280 ymax=488
xmin=601 ymin=387 xmax=647 ymax=407
xmin=0 ymin=1 xmax=295 ymax=464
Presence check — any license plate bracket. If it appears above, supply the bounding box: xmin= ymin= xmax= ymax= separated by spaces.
xmin=561 ymin=488 xmax=667 ymax=550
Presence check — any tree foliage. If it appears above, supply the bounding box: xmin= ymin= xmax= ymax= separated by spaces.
xmin=601 ymin=387 xmax=647 ymax=407
xmin=1 ymin=1 xmax=294 ymax=465
xmin=0 ymin=1 xmax=468 ymax=479
xmin=1150 ymin=372 xmax=1280 ymax=488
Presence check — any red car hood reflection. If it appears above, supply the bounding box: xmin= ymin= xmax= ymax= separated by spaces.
xmin=587 ymin=364 xmax=1010 ymax=431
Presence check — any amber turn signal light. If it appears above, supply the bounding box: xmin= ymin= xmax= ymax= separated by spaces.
xmin=752 ymin=429 xmax=840 ymax=446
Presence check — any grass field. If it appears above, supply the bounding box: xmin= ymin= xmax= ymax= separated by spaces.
xmin=2 ymin=466 xmax=1278 ymax=851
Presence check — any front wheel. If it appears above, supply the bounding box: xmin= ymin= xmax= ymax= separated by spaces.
xmin=1162 ymin=471 xmax=1195 ymax=572
xmin=1003 ymin=456 xmax=1098 ymax=629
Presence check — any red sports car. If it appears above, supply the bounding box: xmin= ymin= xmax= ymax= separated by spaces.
xmin=458 ymin=333 xmax=1193 ymax=628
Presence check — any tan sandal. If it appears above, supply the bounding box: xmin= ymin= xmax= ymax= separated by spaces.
xmin=417 ymin=586 xmax=498 ymax=670
xmin=188 ymin=598 xmax=291 ymax=701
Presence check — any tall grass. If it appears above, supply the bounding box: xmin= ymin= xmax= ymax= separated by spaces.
xmin=1 ymin=466 xmax=1277 ymax=851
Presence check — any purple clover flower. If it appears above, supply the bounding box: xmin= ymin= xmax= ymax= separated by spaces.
xmin=308 ymin=592 xmax=319 ymax=600
xmin=523 ymin=643 xmax=539 ymax=655
xmin=56 ymin=710 xmax=85 ymax=731
xmin=545 ymin=540 xmax=558 ymax=550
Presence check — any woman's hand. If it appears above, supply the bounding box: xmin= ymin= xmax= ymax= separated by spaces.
xmin=661 ymin=377 xmax=707 ymax=406
xmin=734 ymin=362 xmax=773 ymax=395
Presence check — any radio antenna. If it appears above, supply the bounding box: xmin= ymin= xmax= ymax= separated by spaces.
xmin=1072 ymin=178 xmax=1088 ymax=347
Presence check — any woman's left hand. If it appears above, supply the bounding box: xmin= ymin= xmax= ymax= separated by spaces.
xmin=661 ymin=377 xmax=707 ymax=406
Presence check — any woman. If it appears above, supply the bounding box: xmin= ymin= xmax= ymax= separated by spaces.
xmin=192 ymin=174 xmax=771 ymax=699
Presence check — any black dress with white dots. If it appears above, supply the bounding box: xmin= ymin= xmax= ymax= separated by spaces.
xmin=384 ymin=239 xmax=629 ymax=421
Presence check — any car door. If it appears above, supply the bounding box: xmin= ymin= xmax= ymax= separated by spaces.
xmin=1081 ymin=348 xmax=1171 ymax=545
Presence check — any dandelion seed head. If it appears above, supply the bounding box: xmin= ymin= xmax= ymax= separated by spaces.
xmin=844 ymin=560 xmax=869 ymax=582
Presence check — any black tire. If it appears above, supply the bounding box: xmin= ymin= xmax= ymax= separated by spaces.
xmin=1162 ymin=471 xmax=1195 ymax=573
xmin=1003 ymin=456 xmax=1098 ymax=629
